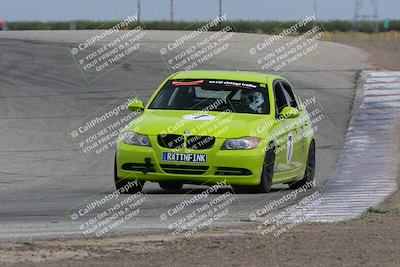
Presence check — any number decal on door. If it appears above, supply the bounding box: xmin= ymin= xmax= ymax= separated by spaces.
xmin=287 ymin=132 xmax=293 ymax=164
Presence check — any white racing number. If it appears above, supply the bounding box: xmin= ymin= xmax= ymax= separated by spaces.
xmin=287 ymin=132 xmax=293 ymax=164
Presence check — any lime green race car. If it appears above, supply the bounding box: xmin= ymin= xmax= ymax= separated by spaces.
xmin=115 ymin=70 xmax=315 ymax=193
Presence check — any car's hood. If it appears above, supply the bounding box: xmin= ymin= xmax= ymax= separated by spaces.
xmin=128 ymin=109 xmax=275 ymax=138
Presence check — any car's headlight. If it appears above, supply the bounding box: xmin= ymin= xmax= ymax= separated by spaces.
xmin=221 ymin=137 xmax=261 ymax=150
xmin=122 ymin=132 xmax=151 ymax=146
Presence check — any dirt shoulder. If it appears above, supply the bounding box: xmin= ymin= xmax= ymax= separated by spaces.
xmin=324 ymin=32 xmax=400 ymax=70
xmin=1 ymin=190 xmax=399 ymax=267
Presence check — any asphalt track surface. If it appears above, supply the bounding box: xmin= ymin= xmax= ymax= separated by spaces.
xmin=0 ymin=30 xmax=372 ymax=241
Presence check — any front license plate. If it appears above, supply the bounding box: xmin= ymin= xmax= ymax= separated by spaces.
xmin=162 ymin=152 xmax=207 ymax=163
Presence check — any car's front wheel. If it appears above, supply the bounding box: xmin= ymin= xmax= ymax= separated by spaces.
xmin=289 ymin=140 xmax=315 ymax=190
xmin=232 ymin=146 xmax=275 ymax=194
xmin=254 ymin=146 xmax=275 ymax=193
xmin=114 ymin=156 xmax=144 ymax=194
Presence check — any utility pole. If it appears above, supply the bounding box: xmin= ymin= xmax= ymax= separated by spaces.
xmin=70 ymin=21 xmax=76 ymax=30
xmin=170 ymin=0 xmax=174 ymax=23
xmin=353 ymin=0 xmax=379 ymax=33
xmin=312 ymin=0 xmax=317 ymax=28
xmin=137 ymin=0 xmax=141 ymax=23
xmin=219 ymin=0 xmax=223 ymax=18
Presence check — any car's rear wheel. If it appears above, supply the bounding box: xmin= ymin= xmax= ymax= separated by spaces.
xmin=114 ymin=156 xmax=144 ymax=194
xmin=289 ymin=140 xmax=315 ymax=190
xmin=159 ymin=182 xmax=183 ymax=191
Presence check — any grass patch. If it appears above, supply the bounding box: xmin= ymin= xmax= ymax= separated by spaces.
xmin=19 ymin=241 xmax=36 ymax=246
xmin=361 ymin=207 xmax=400 ymax=219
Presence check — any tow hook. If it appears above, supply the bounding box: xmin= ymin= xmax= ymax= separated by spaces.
xmin=144 ymin=158 xmax=151 ymax=174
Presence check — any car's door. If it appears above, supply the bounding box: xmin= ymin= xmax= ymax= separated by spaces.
xmin=279 ymin=81 xmax=306 ymax=171
xmin=270 ymin=80 xmax=292 ymax=173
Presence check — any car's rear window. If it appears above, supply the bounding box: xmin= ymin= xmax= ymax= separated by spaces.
xmin=148 ymin=79 xmax=270 ymax=114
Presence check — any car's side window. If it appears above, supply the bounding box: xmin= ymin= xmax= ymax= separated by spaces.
xmin=273 ymin=80 xmax=290 ymax=114
xmin=280 ymin=81 xmax=299 ymax=109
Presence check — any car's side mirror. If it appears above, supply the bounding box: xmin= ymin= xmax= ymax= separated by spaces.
xmin=128 ymin=100 xmax=144 ymax=112
xmin=280 ymin=106 xmax=300 ymax=119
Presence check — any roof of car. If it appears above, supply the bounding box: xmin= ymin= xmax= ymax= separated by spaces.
xmin=170 ymin=70 xmax=283 ymax=84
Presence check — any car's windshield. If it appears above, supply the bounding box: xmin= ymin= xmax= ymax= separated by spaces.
xmin=148 ymin=79 xmax=269 ymax=114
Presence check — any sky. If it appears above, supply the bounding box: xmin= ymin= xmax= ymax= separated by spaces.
xmin=1 ymin=0 xmax=399 ymax=22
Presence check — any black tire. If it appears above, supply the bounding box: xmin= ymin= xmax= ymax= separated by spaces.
xmin=114 ymin=156 xmax=144 ymax=194
xmin=289 ymin=140 xmax=315 ymax=190
xmin=233 ymin=146 xmax=275 ymax=194
xmin=159 ymin=182 xmax=183 ymax=191
xmin=253 ymin=145 xmax=275 ymax=193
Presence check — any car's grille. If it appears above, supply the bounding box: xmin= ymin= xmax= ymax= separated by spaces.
xmin=186 ymin=136 xmax=215 ymax=150
xmin=160 ymin=164 xmax=209 ymax=175
xmin=158 ymin=134 xmax=215 ymax=150
xmin=215 ymin=167 xmax=252 ymax=176
xmin=122 ymin=163 xmax=155 ymax=172
xmin=158 ymin=134 xmax=184 ymax=149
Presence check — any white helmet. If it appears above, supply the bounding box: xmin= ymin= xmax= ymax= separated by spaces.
xmin=241 ymin=91 xmax=264 ymax=113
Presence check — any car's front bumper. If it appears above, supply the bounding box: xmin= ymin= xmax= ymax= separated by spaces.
xmin=116 ymin=137 xmax=265 ymax=186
